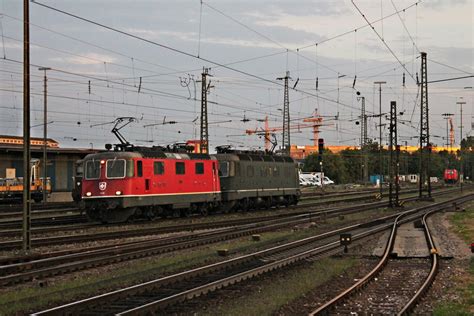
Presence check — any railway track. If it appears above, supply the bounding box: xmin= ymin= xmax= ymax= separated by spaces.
xmin=0 ymin=186 xmax=449 ymax=238
xmin=309 ymin=199 xmax=449 ymax=315
xmin=0 ymin=188 xmax=456 ymax=285
xmin=0 ymin=188 xmax=371 ymax=232
xmin=29 ymin=193 xmax=472 ymax=316
xmin=0 ymin=186 xmax=462 ymax=249
xmin=0 ymin=212 xmax=86 ymax=231
xmin=0 ymin=201 xmax=74 ymax=213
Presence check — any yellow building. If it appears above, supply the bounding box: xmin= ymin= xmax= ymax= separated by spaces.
xmin=290 ymin=144 xmax=460 ymax=160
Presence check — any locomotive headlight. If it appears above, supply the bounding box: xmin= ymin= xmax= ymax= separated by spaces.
xmin=100 ymin=160 xmax=106 ymax=165
xmin=115 ymin=191 xmax=122 ymax=195
xmin=86 ymin=192 xmax=92 ymax=197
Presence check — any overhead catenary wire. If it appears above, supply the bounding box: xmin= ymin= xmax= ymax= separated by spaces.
xmin=390 ymin=0 xmax=420 ymax=53
xmin=0 ymin=57 xmax=286 ymax=118
xmin=31 ymin=0 xmax=361 ymax=112
xmin=296 ymin=0 xmax=422 ymax=51
xmin=351 ymin=0 xmax=417 ymax=83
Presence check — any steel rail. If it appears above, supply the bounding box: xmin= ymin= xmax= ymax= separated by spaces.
xmin=30 ymin=219 xmax=398 ymax=315
xmin=0 ymin=185 xmax=454 ymax=238
xmin=0 ymin=188 xmax=383 ymax=235
xmin=0 ymin=215 xmax=318 ymax=285
xmin=89 ymin=197 xmax=470 ymax=316
xmin=398 ymin=209 xmax=439 ymax=315
xmin=0 ymin=202 xmax=74 ymax=213
xmin=31 ymin=193 xmax=473 ymax=316
xmin=0 ymin=186 xmax=462 ymax=250
xmin=0 ymin=207 xmax=79 ymax=220
xmin=308 ymin=193 xmax=473 ymax=315
xmin=0 ymin=197 xmax=389 ymax=250
xmin=0 ymin=195 xmax=402 ymax=285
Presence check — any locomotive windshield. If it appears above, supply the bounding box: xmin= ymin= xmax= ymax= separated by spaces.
xmin=85 ymin=160 xmax=100 ymax=179
xmin=219 ymin=161 xmax=229 ymax=177
xmin=106 ymin=159 xmax=126 ymax=179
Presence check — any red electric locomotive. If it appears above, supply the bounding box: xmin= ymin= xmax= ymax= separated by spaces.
xmin=443 ymin=169 xmax=459 ymax=184
xmin=82 ymin=145 xmax=221 ymax=222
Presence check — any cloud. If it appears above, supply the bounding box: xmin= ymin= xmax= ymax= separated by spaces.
xmin=127 ymin=28 xmax=315 ymax=50
xmin=49 ymin=53 xmax=118 ymax=65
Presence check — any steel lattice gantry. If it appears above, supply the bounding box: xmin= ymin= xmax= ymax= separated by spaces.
xmin=389 ymin=101 xmax=400 ymax=207
xmin=418 ymin=52 xmax=432 ymax=199
xmin=200 ymin=68 xmax=210 ymax=154
xmin=278 ymin=71 xmax=291 ymax=153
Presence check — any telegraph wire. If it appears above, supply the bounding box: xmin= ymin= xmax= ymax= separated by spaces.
xmin=390 ymin=0 xmax=420 ymax=53
xmin=0 ymin=57 xmax=284 ymax=118
xmin=202 ymin=1 xmax=286 ymax=50
xmin=427 ymin=59 xmax=473 ymax=76
xmin=351 ymin=0 xmax=416 ymax=83
xmin=296 ymin=0 xmax=422 ymax=51
xmin=0 ymin=12 xmax=181 ymax=74
xmin=31 ymin=0 xmax=359 ymax=111
xmin=1 ymin=34 xmax=164 ymax=77
xmin=427 ymin=75 xmax=474 ymax=84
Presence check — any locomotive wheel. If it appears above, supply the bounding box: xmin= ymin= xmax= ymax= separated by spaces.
xmin=199 ymin=204 xmax=209 ymax=216
xmin=145 ymin=207 xmax=157 ymax=221
xmin=181 ymin=208 xmax=192 ymax=218
xmin=239 ymin=198 xmax=249 ymax=212
xmin=264 ymin=197 xmax=272 ymax=209
xmin=284 ymin=196 xmax=291 ymax=207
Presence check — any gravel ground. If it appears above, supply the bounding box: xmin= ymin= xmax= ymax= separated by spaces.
xmin=280 ymin=208 xmax=473 ymax=315
xmin=161 ymin=232 xmax=386 ymax=315
xmin=412 ymin=211 xmax=473 ymax=314
xmin=2 ymin=210 xmax=382 ymax=292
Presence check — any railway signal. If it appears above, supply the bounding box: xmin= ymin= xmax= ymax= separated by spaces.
xmin=340 ymin=233 xmax=352 ymax=253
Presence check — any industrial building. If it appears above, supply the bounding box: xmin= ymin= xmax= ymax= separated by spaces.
xmin=0 ymin=135 xmax=96 ymax=192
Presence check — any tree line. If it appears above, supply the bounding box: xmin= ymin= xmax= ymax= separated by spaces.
xmin=303 ymin=137 xmax=474 ymax=184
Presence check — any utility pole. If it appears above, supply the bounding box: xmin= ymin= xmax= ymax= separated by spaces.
xmin=23 ymin=0 xmax=31 ymax=251
xmin=39 ymin=67 xmax=51 ymax=204
xmin=200 ymin=68 xmax=211 ymax=154
xmin=457 ymin=99 xmax=466 ymax=191
xmin=442 ymin=113 xmax=454 ymax=150
xmin=277 ymin=71 xmax=291 ymax=154
xmin=374 ymin=81 xmax=386 ymax=196
xmin=389 ymin=101 xmax=400 ymax=207
xmin=418 ymin=52 xmax=432 ymax=199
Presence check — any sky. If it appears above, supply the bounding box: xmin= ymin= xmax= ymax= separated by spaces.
xmin=0 ymin=0 xmax=472 ymax=151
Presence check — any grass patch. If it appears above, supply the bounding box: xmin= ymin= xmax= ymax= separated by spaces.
xmin=449 ymin=204 xmax=474 ymax=243
xmin=433 ymin=204 xmax=474 ymax=315
xmin=0 ymin=227 xmax=328 ymax=315
xmin=0 ymin=196 xmax=441 ymax=315
xmin=433 ymin=258 xmax=474 ymax=316
xmin=204 ymin=257 xmax=355 ymax=316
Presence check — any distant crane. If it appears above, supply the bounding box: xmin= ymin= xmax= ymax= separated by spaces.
xmin=449 ymin=116 xmax=455 ymax=148
xmin=245 ymin=110 xmax=330 ymax=150
xmin=303 ymin=109 xmax=323 ymax=146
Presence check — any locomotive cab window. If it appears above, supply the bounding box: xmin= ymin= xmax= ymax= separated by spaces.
xmin=106 ymin=159 xmax=126 ymax=179
xmin=154 ymin=161 xmax=165 ymax=175
xmin=176 ymin=162 xmax=185 ymax=175
xmin=219 ymin=161 xmax=229 ymax=177
xmin=85 ymin=160 xmax=100 ymax=180
xmin=195 ymin=162 xmax=204 ymax=175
